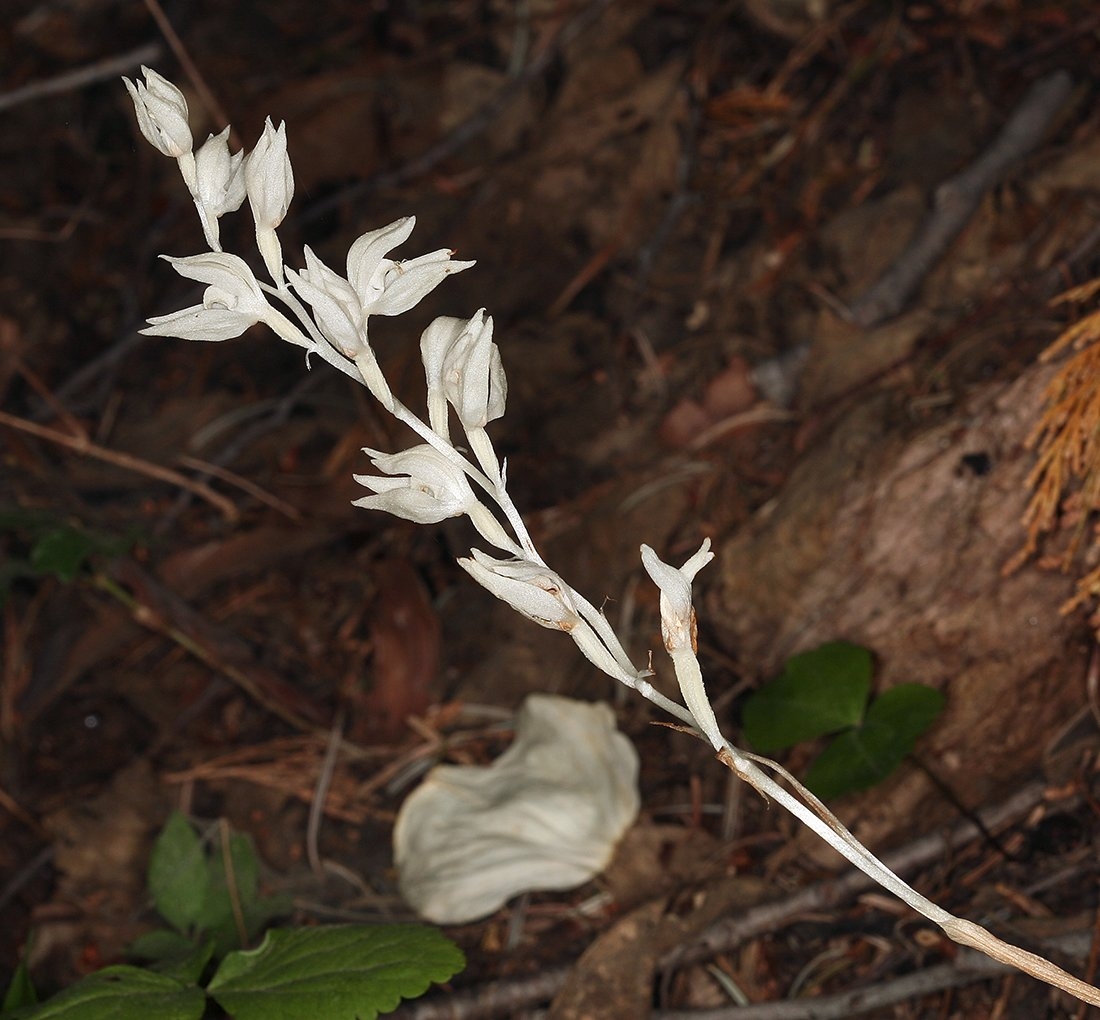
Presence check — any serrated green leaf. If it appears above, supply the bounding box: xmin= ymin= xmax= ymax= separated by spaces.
xmin=148 ymin=812 xmax=209 ymax=933
xmin=741 ymin=641 xmax=873 ymax=752
xmin=804 ymin=684 xmax=944 ymax=799
xmin=12 ymin=966 xmax=203 ymax=1020
xmin=207 ymin=925 xmax=465 ymax=1020
xmin=30 ymin=527 xmax=99 ymax=582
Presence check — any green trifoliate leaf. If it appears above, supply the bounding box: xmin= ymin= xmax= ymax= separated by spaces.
xmin=741 ymin=641 xmax=872 ymax=753
xmin=804 ymin=683 xmax=945 ymax=799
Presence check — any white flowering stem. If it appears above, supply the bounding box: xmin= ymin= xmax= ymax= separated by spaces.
xmin=124 ymin=68 xmax=1100 ymax=1007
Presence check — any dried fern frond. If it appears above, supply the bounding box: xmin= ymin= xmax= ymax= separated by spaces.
xmin=1016 ymin=284 xmax=1100 ymax=596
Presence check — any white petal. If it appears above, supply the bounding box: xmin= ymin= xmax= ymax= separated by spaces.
xmin=346 ymin=217 xmax=416 ymax=300
xmin=370 ymin=252 xmax=475 ymax=316
xmin=140 ymin=304 xmax=257 ymax=342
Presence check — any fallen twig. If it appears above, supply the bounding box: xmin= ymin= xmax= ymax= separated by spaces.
xmin=99 ymin=558 xmax=327 ymax=730
xmin=656 ymin=933 xmax=1090 ymax=1020
xmin=850 ymin=70 xmax=1073 ymax=328
xmin=0 ymin=43 xmax=161 ymax=114
xmin=0 ymin=408 xmax=238 ymax=521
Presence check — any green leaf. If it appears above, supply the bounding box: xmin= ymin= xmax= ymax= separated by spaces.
xmin=11 ymin=966 xmax=203 ymax=1020
xmin=129 ymin=931 xmax=214 ymax=984
xmin=865 ymin=683 xmax=945 ymax=746
xmin=804 ymin=684 xmax=945 ymax=799
xmin=129 ymin=929 xmax=195 ymax=962
xmin=29 ymin=527 xmax=99 ymax=582
xmin=207 ymin=925 xmax=465 ymax=1020
xmin=2 ymin=956 xmax=37 ymax=1010
xmin=195 ymin=828 xmax=267 ymax=954
xmin=740 ymin=642 xmax=873 ymax=752
xmin=148 ymin=812 xmax=209 ymax=933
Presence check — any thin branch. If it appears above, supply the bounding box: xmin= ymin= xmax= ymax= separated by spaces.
xmin=656 ymin=934 xmax=1091 ymax=1020
xmin=0 ymin=43 xmax=161 ymax=113
xmin=0 ymin=408 xmax=238 ymax=521
xmin=307 ymin=709 xmax=345 ymax=877
xmin=850 ymin=71 xmax=1073 ymax=327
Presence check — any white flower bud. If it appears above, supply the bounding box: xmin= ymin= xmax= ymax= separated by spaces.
xmin=244 ymin=118 xmax=293 ymax=229
xmin=441 ymin=309 xmax=507 ymax=430
xmin=244 ymin=118 xmax=294 ymax=282
xmin=123 ymin=66 xmax=193 ymax=159
xmin=353 ymin=445 xmax=477 ymax=524
xmin=419 ymin=316 xmax=466 ymax=436
xmin=192 ymin=127 xmax=246 ymax=251
xmin=286 ymin=247 xmax=366 ymax=358
xmin=458 ymin=551 xmax=582 ymax=631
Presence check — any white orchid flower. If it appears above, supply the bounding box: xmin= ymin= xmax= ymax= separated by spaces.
xmin=458 ymin=551 xmax=582 ymax=631
xmin=346 ymin=217 xmax=474 ymax=317
xmin=140 ymin=252 xmax=301 ymax=345
xmin=192 ymin=128 xmax=246 ymax=251
xmin=353 ymin=445 xmax=479 ymax=525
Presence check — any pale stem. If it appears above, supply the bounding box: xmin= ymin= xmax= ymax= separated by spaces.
xmin=569 ymin=587 xmax=649 ymax=681
xmin=717 ymin=742 xmax=1100 ymax=1006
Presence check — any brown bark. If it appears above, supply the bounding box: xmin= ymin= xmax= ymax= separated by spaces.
xmin=710 ymin=363 xmax=1086 ymax=850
